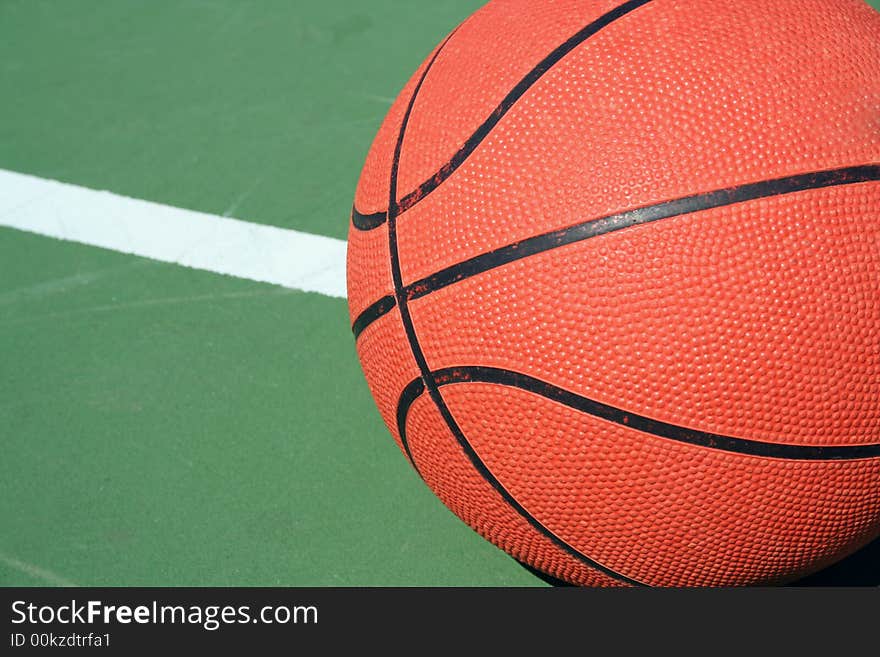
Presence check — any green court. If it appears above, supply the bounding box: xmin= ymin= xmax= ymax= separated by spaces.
xmin=1 ymin=0 xmax=878 ymax=587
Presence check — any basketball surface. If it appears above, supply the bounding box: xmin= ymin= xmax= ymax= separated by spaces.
xmin=346 ymin=0 xmax=880 ymax=586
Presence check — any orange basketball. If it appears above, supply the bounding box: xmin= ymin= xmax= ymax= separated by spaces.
xmin=346 ymin=0 xmax=880 ymax=586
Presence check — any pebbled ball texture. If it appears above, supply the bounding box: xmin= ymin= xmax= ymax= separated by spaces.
xmin=346 ymin=0 xmax=880 ymax=586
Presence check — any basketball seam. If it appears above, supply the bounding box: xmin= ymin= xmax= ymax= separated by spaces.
xmin=396 ymin=377 xmax=426 ymax=475
xmin=384 ymin=14 xmax=645 ymax=588
xmin=352 ymin=166 xmax=880 ymax=335
xmin=351 ymin=0 xmax=655 ymax=230
xmin=394 ymin=373 xmax=640 ymax=586
xmin=352 ymin=294 xmax=396 ymax=338
xmin=351 ymin=208 xmax=386 ymax=231
xmin=404 ymin=167 xmax=880 ymax=301
xmin=399 ymin=367 xmax=880 ymax=460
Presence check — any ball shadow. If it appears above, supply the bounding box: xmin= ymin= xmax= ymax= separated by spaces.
xmin=515 ymin=535 xmax=880 ymax=587
xmin=791 ymin=535 xmax=880 ymax=587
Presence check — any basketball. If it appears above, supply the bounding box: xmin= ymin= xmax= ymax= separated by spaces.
xmin=346 ymin=0 xmax=880 ymax=586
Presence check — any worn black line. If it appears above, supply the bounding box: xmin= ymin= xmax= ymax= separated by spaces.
xmin=350 ymin=164 xmax=880 ymax=336
xmin=351 ymin=207 xmax=387 ymax=231
xmin=426 ymin=367 xmax=880 ymax=461
xmin=385 ymin=9 xmax=645 ymax=587
xmin=352 ymin=295 xmax=396 ymax=338
xmin=405 ymin=164 xmax=880 ymax=301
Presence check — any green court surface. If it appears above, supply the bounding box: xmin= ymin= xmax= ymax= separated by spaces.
xmin=1 ymin=1 xmax=879 ymax=587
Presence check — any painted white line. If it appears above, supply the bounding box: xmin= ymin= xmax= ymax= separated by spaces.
xmin=0 ymin=550 xmax=77 ymax=587
xmin=0 ymin=169 xmax=348 ymax=299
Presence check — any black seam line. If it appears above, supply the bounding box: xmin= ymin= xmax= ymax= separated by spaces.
xmin=351 ymin=207 xmax=387 ymax=231
xmin=350 ymin=0 xmax=654 ymax=231
xmin=385 ymin=21 xmax=643 ymax=589
xmin=349 ymin=164 xmax=880 ymax=336
xmin=352 ymin=27 xmax=461 ymax=235
xmin=396 ymin=378 xmax=426 ymax=477
xmin=395 ymin=0 xmax=653 ymax=214
xmin=429 ymin=367 xmax=880 ymax=461
xmin=394 ymin=371 xmax=643 ymax=586
xmin=352 ymin=295 xmax=396 ymax=339
xmin=404 ymin=164 xmax=880 ymax=302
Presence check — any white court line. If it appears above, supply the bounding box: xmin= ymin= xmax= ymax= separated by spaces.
xmin=0 ymin=550 xmax=77 ymax=587
xmin=0 ymin=169 xmax=348 ymax=299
